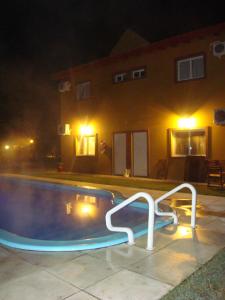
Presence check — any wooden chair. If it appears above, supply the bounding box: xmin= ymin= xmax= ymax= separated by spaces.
xmin=206 ymin=160 xmax=225 ymax=189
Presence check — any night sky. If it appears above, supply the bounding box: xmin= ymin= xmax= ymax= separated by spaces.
xmin=0 ymin=0 xmax=225 ymax=152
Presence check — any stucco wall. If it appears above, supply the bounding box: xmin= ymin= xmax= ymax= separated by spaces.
xmin=59 ymin=29 xmax=225 ymax=178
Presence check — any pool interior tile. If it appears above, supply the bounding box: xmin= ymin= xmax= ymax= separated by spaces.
xmin=48 ymin=254 xmax=121 ymax=289
xmin=0 ymin=270 xmax=78 ymax=300
xmin=87 ymin=269 xmax=173 ymax=300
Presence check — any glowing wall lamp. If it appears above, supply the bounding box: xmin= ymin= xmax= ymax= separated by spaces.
xmin=178 ymin=117 xmax=196 ymax=129
xmin=79 ymin=125 xmax=94 ymax=136
xmin=4 ymin=145 xmax=10 ymax=150
xmin=29 ymin=139 xmax=34 ymax=144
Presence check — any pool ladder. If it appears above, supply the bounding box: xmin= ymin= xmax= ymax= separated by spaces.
xmin=105 ymin=183 xmax=197 ymax=251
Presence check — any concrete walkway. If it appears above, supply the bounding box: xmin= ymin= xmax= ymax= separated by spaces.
xmin=0 ymin=177 xmax=225 ymax=300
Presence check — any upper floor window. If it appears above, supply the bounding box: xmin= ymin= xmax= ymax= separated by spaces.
xmin=76 ymin=81 xmax=90 ymax=100
xmin=114 ymin=72 xmax=127 ymax=83
xmin=132 ymin=68 xmax=146 ymax=80
xmin=176 ymin=55 xmax=205 ymax=82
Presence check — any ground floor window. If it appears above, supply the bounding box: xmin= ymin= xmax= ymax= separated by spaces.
xmin=170 ymin=129 xmax=207 ymax=157
xmin=75 ymin=135 xmax=96 ymax=156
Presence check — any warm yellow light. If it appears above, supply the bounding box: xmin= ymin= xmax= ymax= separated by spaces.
xmin=4 ymin=145 xmax=10 ymax=150
xmin=29 ymin=139 xmax=34 ymax=144
xmin=66 ymin=202 xmax=73 ymax=215
xmin=178 ymin=117 xmax=196 ymax=129
xmin=81 ymin=205 xmax=92 ymax=214
xmin=79 ymin=125 xmax=94 ymax=135
xmin=177 ymin=226 xmax=192 ymax=238
xmin=78 ymin=203 xmax=95 ymax=216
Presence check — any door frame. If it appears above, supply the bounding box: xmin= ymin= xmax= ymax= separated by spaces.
xmin=131 ymin=130 xmax=149 ymax=177
xmin=112 ymin=130 xmax=149 ymax=177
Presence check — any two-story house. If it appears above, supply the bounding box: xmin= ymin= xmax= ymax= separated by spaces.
xmin=54 ymin=22 xmax=225 ymax=182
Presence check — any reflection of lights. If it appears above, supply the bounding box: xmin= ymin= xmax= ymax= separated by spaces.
xmin=75 ymin=194 xmax=97 ymax=205
xmin=81 ymin=204 xmax=92 ymax=214
xmin=76 ymin=194 xmax=98 ymax=218
xmin=4 ymin=145 xmax=10 ymax=150
xmin=77 ymin=202 xmax=96 ymax=217
xmin=66 ymin=202 xmax=72 ymax=215
xmin=177 ymin=226 xmax=192 ymax=238
xmin=65 ymin=195 xmax=98 ymax=218
xmin=29 ymin=139 xmax=34 ymax=144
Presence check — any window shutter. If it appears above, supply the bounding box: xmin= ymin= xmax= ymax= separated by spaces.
xmin=192 ymin=57 xmax=204 ymax=79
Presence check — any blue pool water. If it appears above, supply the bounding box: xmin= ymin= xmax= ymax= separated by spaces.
xmin=0 ymin=177 xmax=172 ymax=251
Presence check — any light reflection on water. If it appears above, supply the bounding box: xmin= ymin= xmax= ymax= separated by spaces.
xmin=0 ymin=180 xmax=148 ymax=241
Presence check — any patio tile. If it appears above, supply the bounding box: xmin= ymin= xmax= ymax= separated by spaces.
xmin=200 ymin=199 xmax=225 ymax=211
xmin=135 ymin=227 xmax=176 ymax=251
xmin=165 ymin=238 xmax=221 ymax=265
xmin=13 ymin=249 xmax=84 ymax=269
xmin=0 ymin=246 xmax=12 ymax=260
xmin=178 ymin=213 xmax=217 ymax=226
xmin=192 ymin=227 xmax=225 ymax=247
xmin=87 ymin=244 xmax=151 ymax=268
xmin=0 ymin=256 xmax=40 ymax=286
xmin=0 ymin=270 xmax=78 ymax=300
xmin=128 ymin=245 xmax=198 ymax=286
xmin=49 ymin=254 xmax=121 ymax=289
xmin=87 ymin=269 xmax=172 ymax=300
xmin=136 ymin=224 xmax=201 ymax=251
xmin=66 ymin=291 xmax=98 ymax=300
xmin=203 ymin=218 xmax=225 ymax=233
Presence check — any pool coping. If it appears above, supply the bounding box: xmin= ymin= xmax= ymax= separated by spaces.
xmin=0 ymin=174 xmax=173 ymax=251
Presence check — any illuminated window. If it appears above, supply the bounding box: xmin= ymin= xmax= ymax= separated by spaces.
xmin=131 ymin=67 xmax=146 ymax=80
xmin=75 ymin=135 xmax=96 ymax=156
xmin=176 ymin=55 xmax=205 ymax=81
xmin=76 ymin=81 xmax=90 ymax=100
xmin=114 ymin=72 xmax=127 ymax=83
xmin=170 ymin=129 xmax=206 ymax=157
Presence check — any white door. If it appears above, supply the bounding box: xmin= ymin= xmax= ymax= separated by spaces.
xmin=132 ymin=131 xmax=148 ymax=177
xmin=113 ymin=133 xmax=127 ymax=175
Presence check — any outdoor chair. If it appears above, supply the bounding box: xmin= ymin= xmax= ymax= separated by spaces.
xmin=206 ymin=160 xmax=225 ymax=189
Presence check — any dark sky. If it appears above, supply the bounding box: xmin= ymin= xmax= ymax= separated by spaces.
xmin=0 ymin=0 xmax=225 ymax=147
xmin=1 ymin=0 xmax=225 ymax=71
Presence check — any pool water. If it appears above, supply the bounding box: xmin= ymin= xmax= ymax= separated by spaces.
xmin=0 ymin=177 xmax=172 ymax=251
xmin=0 ymin=179 xmax=148 ymax=241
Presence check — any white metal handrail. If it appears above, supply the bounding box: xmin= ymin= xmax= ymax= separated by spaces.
xmin=154 ymin=183 xmax=197 ymax=228
xmin=105 ymin=192 xmax=155 ymax=250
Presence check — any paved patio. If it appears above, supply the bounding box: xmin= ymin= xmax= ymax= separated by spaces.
xmin=0 ymin=179 xmax=225 ymax=300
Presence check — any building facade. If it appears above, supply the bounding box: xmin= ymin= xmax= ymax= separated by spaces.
xmin=55 ymin=22 xmax=225 ymax=181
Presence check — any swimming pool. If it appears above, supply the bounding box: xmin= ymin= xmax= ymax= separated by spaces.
xmin=0 ymin=176 xmax=172 ymax=251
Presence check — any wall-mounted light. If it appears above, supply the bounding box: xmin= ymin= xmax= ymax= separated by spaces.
xmin=4 ymin=144 xmax=10 ymax=150
xmin=178 ymin=117 xmax=196 ymax=129
xmin=29 ymin=139 xmax=34 ymax=144
xmin=79 ymin=125 xmax=94 ymax=135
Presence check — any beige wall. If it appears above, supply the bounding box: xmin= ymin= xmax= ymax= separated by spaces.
xmin=59 ymin=30 xmax=225 ymax=177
